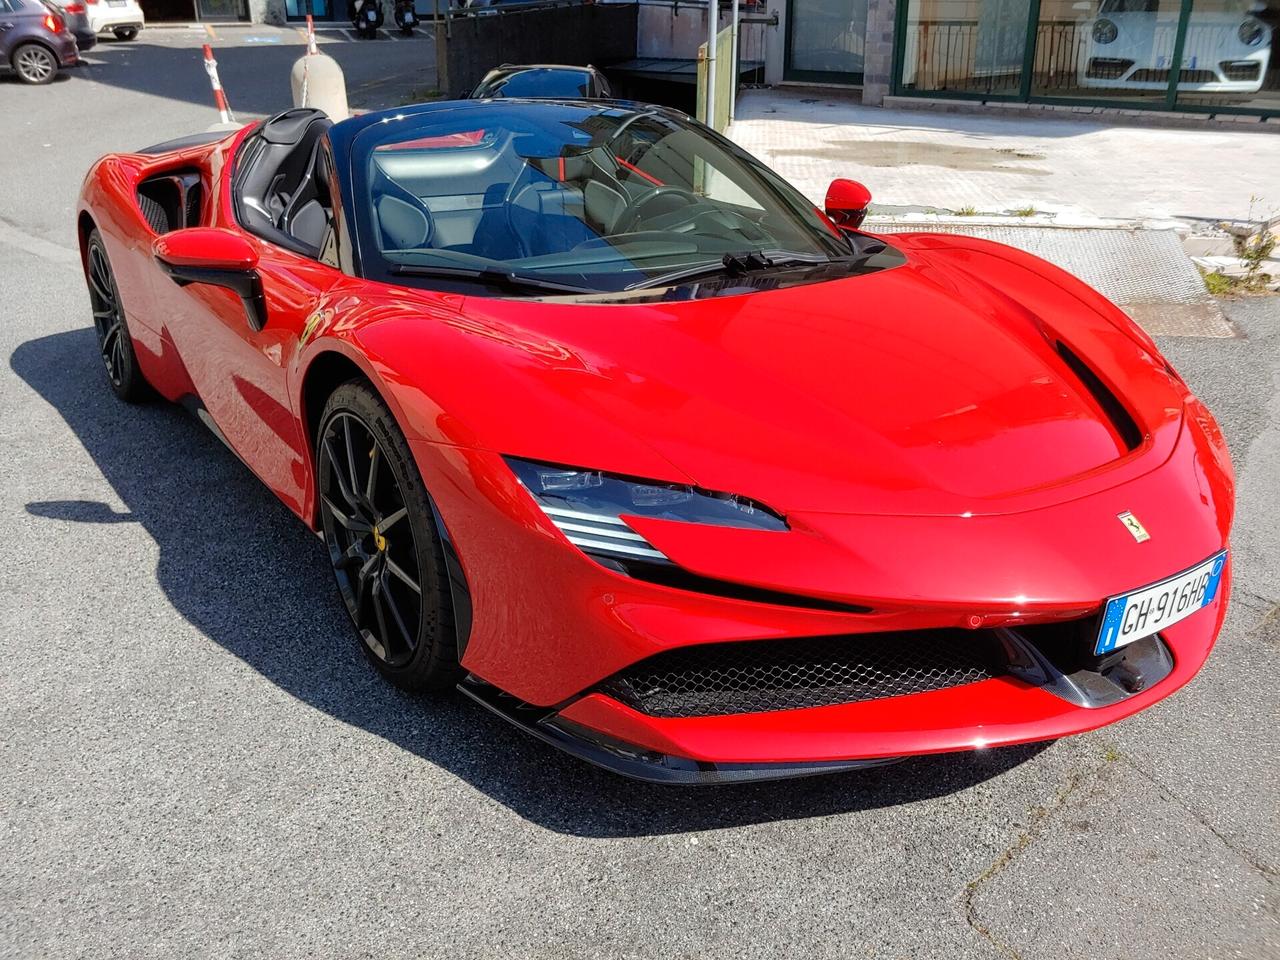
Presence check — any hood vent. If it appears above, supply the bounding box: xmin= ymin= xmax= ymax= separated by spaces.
xmin=1055 ymin=341 xmax=1143 ymax=453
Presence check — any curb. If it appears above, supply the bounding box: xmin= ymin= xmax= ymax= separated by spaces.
xmin=866 ymin=214 xmax=1188 ymax=233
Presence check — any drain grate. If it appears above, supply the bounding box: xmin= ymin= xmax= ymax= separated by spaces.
xmin=868 ymin=224 xmax=1234 ymax=338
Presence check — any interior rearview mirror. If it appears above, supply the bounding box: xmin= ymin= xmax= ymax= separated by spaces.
xmin=825 ymin=178 xmax=873 ymax=231
xmin=153 ymin=228 xmax=267 ymax=331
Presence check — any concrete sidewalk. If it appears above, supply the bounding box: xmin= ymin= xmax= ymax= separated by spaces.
xmin=730 ymin=89 xmax=1280 ymax=226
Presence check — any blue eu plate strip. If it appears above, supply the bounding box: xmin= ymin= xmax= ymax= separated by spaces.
xmin=1095 ymin=550 xmax=1227 ymax=656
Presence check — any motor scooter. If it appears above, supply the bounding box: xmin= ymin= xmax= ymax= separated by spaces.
xmin=392 ymin=0 xmax=416 ymax=35
xmin=348 ymin=0 xmax=383 ymax=38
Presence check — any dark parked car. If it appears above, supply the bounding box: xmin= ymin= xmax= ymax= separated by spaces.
xmin=0 ymin=0 xmax=79 ymax=83
xmin=469 ymin=63 xmax=614 ymax=99
xmin=52 ymin=0 xmax=95 ymax=50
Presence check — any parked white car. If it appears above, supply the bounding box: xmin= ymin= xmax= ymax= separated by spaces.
xmin=85 ymin=0 xmax=144 ymax=40
xmin=1078 ymin=0 xmax=1272 ymax=95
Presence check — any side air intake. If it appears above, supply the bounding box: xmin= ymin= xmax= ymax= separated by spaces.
xmin=136 ymin=170 xmax=204 ymax=235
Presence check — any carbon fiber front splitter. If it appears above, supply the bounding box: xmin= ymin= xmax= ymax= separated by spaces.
xmin=456 ymin=675 xmax=900 ymax=785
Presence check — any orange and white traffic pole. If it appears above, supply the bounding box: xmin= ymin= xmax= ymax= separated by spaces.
xmin=201 ymin=43 xmax=236 ymax=126
xmin=305 ymin=13 xmax=318 ymax=55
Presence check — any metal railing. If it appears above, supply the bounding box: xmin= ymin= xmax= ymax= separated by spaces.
xmin=900 ymin=17 xmax=1279 ymax=97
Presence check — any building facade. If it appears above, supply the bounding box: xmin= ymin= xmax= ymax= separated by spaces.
xmin=762 ymin=0 xmax=1280 ymax=118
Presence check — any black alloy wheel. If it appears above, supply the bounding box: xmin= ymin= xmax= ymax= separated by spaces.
xmin=316 ymin=381 xmax=459 ymax=690
xmin=85 ymin=229 xmax=149 ymax=401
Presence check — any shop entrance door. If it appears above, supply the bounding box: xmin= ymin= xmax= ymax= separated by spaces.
xmin=785 ymin=0 xmax=869 ymax=83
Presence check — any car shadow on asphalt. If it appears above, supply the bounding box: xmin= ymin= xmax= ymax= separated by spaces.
xmin=11 ymin=327 xmax=1048 ymax=838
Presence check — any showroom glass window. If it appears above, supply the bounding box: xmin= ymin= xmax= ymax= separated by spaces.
xmin=1176 ymin=0 xmax=1279 ymax=112
xmin=898 ymin=0 xmax=1034 ymax=96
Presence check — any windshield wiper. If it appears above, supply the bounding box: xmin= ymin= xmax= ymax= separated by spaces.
xmin=389 ymin=263 xmax=590 ymax=295
xmin=624 ymin=251 xmax=832 ymax=291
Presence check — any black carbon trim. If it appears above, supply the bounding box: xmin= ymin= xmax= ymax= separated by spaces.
xmin=135 ymin=130 xmax=233 ymax=155
xmin=596 ymin=555 xmax=872 ymax=615
xmin=456 ymin=675 xmax=899 ymax=785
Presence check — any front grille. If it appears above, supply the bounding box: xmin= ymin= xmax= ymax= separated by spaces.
xmin=1221 ymin=61 xmax=1261 ymax=82
xmin=596 ymin=629 xmax=1005 ymax=718
xmin=1130 ymin=68 xmax=1216 ymax=83
xmin=1086 ymin=58 xmax=1134 ymax=79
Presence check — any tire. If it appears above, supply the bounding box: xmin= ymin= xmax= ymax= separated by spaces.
xmin=113 ymin=27 xmax=139 ymax=40
xmin=11 ymin=43 xmax=58 ymax=84
xmin=316 ymin=380 xmax=459 ymax=692
xmin=84 ymin=229 xmax=151 ymax=402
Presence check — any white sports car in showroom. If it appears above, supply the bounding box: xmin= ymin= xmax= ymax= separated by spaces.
xmin=1079 ymin=0 xmax=1271 ymax=95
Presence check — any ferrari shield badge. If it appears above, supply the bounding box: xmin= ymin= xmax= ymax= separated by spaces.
xmin=1118 ymin=511 xmax=1151 ymax=543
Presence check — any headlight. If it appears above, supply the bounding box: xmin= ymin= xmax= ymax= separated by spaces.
xmin=1092 ymin=18 xmax=1118 ymax=44
xmin=506 ymin=456 xmax=786 ymax=564
xmin=1238 ymin=18 xmax=1266 ymax=46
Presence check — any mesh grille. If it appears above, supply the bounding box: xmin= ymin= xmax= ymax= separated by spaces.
xmin=597 ymin=630 xmax=1005 ymax=718
xmin=136 ymin=191 xmax=169 ymax=235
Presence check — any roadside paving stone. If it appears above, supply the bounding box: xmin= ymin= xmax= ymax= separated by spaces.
xmin=731 ymin=88 xmax=1280 ymax=224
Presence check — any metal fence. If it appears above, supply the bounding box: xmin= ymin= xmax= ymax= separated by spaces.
xmin=901 ymin=17 xmax=1279 ymax=98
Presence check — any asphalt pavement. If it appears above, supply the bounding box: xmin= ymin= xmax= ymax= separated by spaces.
xmin=1 ymin=36 xmax=1278 ymax=960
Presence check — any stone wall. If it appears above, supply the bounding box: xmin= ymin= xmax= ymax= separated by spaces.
xmin=861 ymin=0 xmax=895 ymax=106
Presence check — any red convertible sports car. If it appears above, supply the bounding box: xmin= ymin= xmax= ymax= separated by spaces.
xmin=76 ymin=100 xmax=1234 ymax=783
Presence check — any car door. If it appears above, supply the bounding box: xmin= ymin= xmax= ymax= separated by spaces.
xmin=0 ymin=0 xmax=17 ymax=58
xmin=152 ymin=126 xmax=366 ymax=519
xmin=163 ymin=235 xmax=352 ymax=517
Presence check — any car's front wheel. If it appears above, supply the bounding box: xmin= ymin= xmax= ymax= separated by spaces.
xmin=11 ymin=43 xmax=58 ymax=84
xmin=113 ymin=27 xmax=138 ymax=40
xmin=85 ymin=229 xmax=150 ymax=401
xmin=316 ymin=381 xmax=460 ymax=691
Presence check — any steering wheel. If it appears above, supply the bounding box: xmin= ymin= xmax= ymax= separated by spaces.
xmin=615 ymin=186 xmax=701 ymax=234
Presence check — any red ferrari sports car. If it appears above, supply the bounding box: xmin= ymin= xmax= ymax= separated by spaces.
xmin=76 ymin=100 xmax=1234 ymax=783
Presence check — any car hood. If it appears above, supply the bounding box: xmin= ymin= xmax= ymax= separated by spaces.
xmin=368 ymin=236 xmax=1187 ymax=518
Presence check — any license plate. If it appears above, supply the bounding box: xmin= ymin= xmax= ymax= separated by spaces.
xmin=107 ymin=1 xmax=125 ymax=6
xmin=1095 ymin=550 xmax=1227 ymax=655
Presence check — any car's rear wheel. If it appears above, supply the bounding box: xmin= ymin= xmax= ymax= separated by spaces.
xmin=113 ymin=27 xmax=138 ymax=40
xmin=85 ymin=229 xmax=150 ymax=402
xmin=317 ymin=381 xmax=459 ymax=691
xmin=11 ymin=43 xmax=58 ymax=84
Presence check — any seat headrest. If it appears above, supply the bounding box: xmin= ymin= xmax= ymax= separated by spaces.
xmin=377 ymin=194 xmax=432 ymax=250
xmin=260 ymin=108 xmax=332 ymax=145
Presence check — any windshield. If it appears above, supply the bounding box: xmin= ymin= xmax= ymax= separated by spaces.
xmin=350 ymin=101 xmax=860 ymax=295
xmin=475 ymin=68 xmax=595 ymax=99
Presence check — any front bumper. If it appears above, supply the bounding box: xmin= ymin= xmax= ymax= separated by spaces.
xmin=408 ymin=407 xmax=1232 ymax=781
xmin=456 ymin=583 xmax=1227 ymax=783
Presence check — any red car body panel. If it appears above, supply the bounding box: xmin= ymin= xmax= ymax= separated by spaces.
xmin=75 ymin=114 xmax=1234 ymax=779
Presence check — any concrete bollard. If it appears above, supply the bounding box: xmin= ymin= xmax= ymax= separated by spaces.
xmin=291 ymin=51 xmax=350 ymax=121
